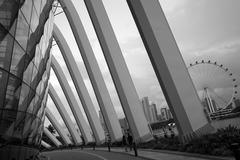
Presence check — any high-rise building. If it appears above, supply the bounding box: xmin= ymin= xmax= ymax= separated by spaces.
xmin=0 ymin=0 xmax=54 ymax=159
xmin=161 ymin=107 xmax=167 ymax=120
xmin=160 ymin=107 xmax=173 ymax=120
xmin=141 ymin=97 xmax=159 ymax=123
xmin=141 ymin=97 xmax=151 ymax=122
xmin=149 ymin=103 xmax=158 ymax=123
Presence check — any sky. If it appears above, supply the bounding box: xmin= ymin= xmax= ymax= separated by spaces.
xmin=45 ymin=0 xmax=240 ymax=129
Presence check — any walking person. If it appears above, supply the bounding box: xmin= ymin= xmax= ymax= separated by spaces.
xmin=127 ymin=132 xmax=133 ymax=151
xmin=122 ymin=134 xmax=128 ymax=152
xmin=80 ymin=135 xmax=85 ymax=149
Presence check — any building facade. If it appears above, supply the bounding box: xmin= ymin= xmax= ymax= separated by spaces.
xmin=149 ymin=103 xmax=158 ymax=123
xmin=0 ymin=0 xmax=54 ymax=159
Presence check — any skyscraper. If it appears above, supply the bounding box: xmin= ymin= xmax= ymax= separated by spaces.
xmin=0 ymin=0 xmax=54 ymax=159
xmin=141 ymin=97 xmax=151 ymax=122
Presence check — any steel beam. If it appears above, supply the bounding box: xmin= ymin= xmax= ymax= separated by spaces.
xmin=43 ymin=127 xmax=62 ymax=147
xmin=51 ymin=56 xmax=93 ymax=143
xmin=58 ymin=0 xmax=121 ymax=142
xmin=48 ymin=84 xmax=82 ymax=144
xmin=84 ymin=0 xmax=152 ymax=142
xmin=45 ymin=107 xmax=72 ymax=145
xmin=126 ymin=0 xmax=213 ymax=142
xmin=53 ymin=24 xmax=122 ymax=142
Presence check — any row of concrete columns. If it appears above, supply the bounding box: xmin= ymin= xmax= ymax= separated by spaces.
xmin=43 ymin=0 xmax=212 ymax=147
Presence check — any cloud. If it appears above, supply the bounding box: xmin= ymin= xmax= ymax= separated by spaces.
xmin=192 ymin=39 xmax=240 ymax=57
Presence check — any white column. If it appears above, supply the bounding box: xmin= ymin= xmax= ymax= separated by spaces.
xmin=57 ymin=1 xmax=122 ymax=142
xmin=126 ymin=0 xmax=213 ymax=142
xmin=41 ymin=140 xmax=51 ymax=148
xmin=43 ymin=127 xmax=62 ymax=147
xmin=45 ymin=107 xmax=72 ymax=145
xmin=50 ymin=56 xmax=93 ymax=144
xmin=48 ymin=84 xmax=82 ymax=145
xmin=84 ymin=0 xmax=152 ymax=142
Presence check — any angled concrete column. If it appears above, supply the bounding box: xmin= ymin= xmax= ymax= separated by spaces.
xmin=126 ymin=0 xmax=213 ymax=142
xmin=41 ymin=140 xmax=51 ymax=148
xmin=48 ymin=84 xmax=82 ymax=145
xmin=51 ymin=56 xmax=93 ymax=144
xmin=43 ymin=127 xmax=62 ymax=147
xmin=57 ymin=1 xmax=122 ymax=142
xmin=51 ymin=55 xmax=104 ymax=144
xmin=84 ymin=0 xmax=152 ymax=142
xmin=45 ymin=107 xmax=72 ymax=145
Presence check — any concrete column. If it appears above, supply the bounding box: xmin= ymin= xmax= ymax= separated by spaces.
xmin=57 ymin=1 xmax=122 ymax=142
xmin=41 ymin=140 xmax=51 ymax=148
xmin=84 ymin=0 xmax=152 ymax=142
xmin=45 ymin=107 xmax=72 ymax=145
xmin=48 ymin=84 xmax=82 ymax=145
xmin=126 ymin=0 xmax=213 ymax=142
xmin=43 ymin=127 xmax=62 ymax=147
xmin=50 ymin=56 xmax=93 ymax=144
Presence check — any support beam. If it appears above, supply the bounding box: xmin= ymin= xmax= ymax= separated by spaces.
xmin=43 ymin=127 xmax=62 ymax=147
xmin=48 ymin=84 xmax=82 ymax=145
xmin=45 ymin=107 xmax=72 ymax=145
xmin=41 ymin=140 xmax=51 ymax=148
xmin=50 ymin=56 xmax=93 ymax=144
xmin=53 ymin=24 xmax=122 ymax=142
xmin=126 ymin=0 xmax=213 ymax=142
xmin=84 ymin=0 xmax=152 ymax=142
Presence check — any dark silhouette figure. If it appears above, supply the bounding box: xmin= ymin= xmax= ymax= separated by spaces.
xmin=81 ymin=135 xmax=85 ymax=149
xmin=122 ymin=135 xmax=128 ymax=152
xmin=127 ymin=133 xmax=133 ymax=151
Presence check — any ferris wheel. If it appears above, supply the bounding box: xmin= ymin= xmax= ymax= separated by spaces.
xmin=187 ymin=60 xmax=238 ymax=113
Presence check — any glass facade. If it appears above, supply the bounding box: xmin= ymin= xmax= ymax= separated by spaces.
xmin=0 ymin=0 xmax=54 ymax=159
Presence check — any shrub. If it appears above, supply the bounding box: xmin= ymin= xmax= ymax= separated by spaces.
xmin=138 ymin=125 xmax=240 ymax=157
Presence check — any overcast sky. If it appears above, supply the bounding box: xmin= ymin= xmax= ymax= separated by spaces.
xmin=45 ymin=0 xmax=240 ymax=129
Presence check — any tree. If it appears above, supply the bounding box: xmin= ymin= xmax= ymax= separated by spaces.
xmin=47 ymin=124 xmax=56 ymax=135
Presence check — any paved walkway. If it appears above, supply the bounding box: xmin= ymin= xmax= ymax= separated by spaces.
xmin=42 ymin=147 xmax=235 ymax=160
xmin=94 ymin=147 xmax=235 ymax=160
xmin=42 ymin=149 xmax=147 ymax=160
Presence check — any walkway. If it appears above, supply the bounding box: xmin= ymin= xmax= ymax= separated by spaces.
xmin=96 ymin=147 xmax=234 ymax=160
xmin=42 ymin=149 xmax=147 ymax=160
xmin=42 ymin=148 xmax=235 ymax=160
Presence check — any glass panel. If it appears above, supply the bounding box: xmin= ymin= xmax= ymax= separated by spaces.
xmin=12 ymin=111 xmax=25 ymax=139
xmin=0 ymin=69 xmax=8 ymax=108
xmin=23 ymin=61 xmax=33 ymax=85
xmin=41 ymin=0 xmax=47 ymax=12
xmin=0 ymin=0 xmax=19 ymax=36
xmin=22 ymin=114 xmax=33 ymax=139
xmin=0 ymin=30 xmax=15 ymax=71
xmin=26 ymin=88 xmax=35 ymax=114
xmin=31 ymin=65 xmax=38 ymax=87
xmin=0 ymin=110 xmax=18 ymax=136
xmin=15 ymin=10 xmax=30 ymax=51
xmin=20 ymin=0 xmax=33 ymax=24
xmin=30 ymin=6 xmax=39 ymax=33
xmin=34 ymin=45 xmax=41 ymax=69
xmin=33 ymin=0 xmax=41 ymax=16
xmin=36 ymin=80 xmax=42 ymax=96
xmin=18 ymin=82 xmax=30 ymax=112
xmin=10 ymin=42 xmax=26 ymax=78
xmin=4 ymin=75 xmax=21 ymax=110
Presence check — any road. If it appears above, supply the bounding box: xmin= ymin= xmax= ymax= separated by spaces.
xmin=42 ymin=149 xmax=147 ymax=160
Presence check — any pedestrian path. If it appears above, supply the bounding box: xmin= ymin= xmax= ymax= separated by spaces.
xmin=94 ymin=147 xmax=235 ymax=160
